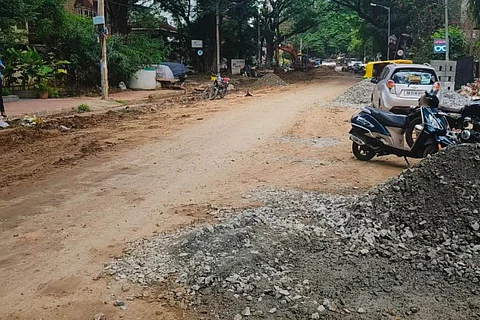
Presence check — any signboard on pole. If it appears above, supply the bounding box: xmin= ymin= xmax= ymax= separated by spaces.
xmin=434 ymin=39 xmax=448 ymax=54
xmin=191 ymin=40 xmax=203 ymax=48
xmin=231 ymin=59 xmax=245 ymax=75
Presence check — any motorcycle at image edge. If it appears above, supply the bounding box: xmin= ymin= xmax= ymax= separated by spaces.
xmin=209 ymin=74 xmax=230 ymax=100
xmin=349 ymin=91 xmax=455 ymax=162
xmin=405 ymin=98 xmax=480 ymax=147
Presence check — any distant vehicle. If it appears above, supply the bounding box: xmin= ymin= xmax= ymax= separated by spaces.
xmin=321 ymin=60 xmax=336 ymax=68
xmin=364 ymin=60 xmax=413 ymax=80
xmin=371 ymin=63 xmax=442 ymax=114
xmin=348 ymin=59 xmax=360 ymax=67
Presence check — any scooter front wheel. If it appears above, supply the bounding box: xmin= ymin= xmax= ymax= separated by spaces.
xmin=352 ymin=142 xmax=375 ymax=161
xmin=423 ymin=144 xmax=439 ymax=157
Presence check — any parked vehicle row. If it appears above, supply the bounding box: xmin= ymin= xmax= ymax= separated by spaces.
xmin=349 ymin=60 xmax=480 ymax=162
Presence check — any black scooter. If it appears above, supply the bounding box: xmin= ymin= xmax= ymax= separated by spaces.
xmin=349 ymin=92 xmax=455 ymax=162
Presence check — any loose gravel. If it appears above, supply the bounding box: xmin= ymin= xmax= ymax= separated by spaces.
xmin=253 ymin=74 xmax=289 ymax=88
xmin=333 ymin=81 xmax=375 ymax=107
xmin=332 ymin=80 xmax=471 ymax=109
xmin=278 ymin=136 xmax=341 ymax=147
xmin=107 ymin=144 xmax=480 ymax=319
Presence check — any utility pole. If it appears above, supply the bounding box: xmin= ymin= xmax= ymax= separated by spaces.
xmin=370 ymin=3 xmax=391 ymax=60
xmin=258 ymin=11 xmax=261 ymax=66
xmin=387 ymin=6 xmax=391 ymax=60
xmin=445 ymin=0 xmax=450 ymax=61
xmin=215 ymin=2 xmax=221 ymax=74
xmin=98 ymin=0 xmax=109 ymax=99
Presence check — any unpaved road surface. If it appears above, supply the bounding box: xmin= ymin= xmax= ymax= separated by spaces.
xmin=0 ymin=78 xmax=408 ymax=319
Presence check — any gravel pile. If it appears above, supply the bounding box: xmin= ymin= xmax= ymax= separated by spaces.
xmin=332 ymin=81 xmax=471 ymax=110
xmin=442 ymin=90 xmax=470 ymax=109
xmin=362 ymin=143 xmax=480 ymax=280
xmin=107 ymin=144 xmax=480 ymax=319
xmin=333 ymin=81 xmax=375 ymax=107
xmin=253 ymin=73 xmax=288 ymax=88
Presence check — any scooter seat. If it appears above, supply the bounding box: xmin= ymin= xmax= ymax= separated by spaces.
xmin=439 ymin=105 xmax=463 ymax=113
xmin=365 ymin=107 xmax=408 ymax=128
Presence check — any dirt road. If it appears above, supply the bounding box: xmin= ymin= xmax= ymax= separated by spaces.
xmin=0 ymin=78 xmax=408 ymax=319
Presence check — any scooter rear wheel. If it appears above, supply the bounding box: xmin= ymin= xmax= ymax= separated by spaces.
xmin=352 ymin=142 xmax=375 ymax=161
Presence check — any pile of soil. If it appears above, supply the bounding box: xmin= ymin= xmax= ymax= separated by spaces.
xmin=252 ymin=73 xmax=289 ymax=88
xmin=313 ymin=66 xmax=338 ymax=77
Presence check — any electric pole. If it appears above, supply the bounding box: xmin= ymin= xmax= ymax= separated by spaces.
xmin=98 ymin=0 xmax=109 ymax=99
xmin=445 ymin=0 xmax=450 ymax=61
xmin=258 ymin=11 xmax=261 ymax=66
xmin=215 ymin=2 xmax=221 ymax=74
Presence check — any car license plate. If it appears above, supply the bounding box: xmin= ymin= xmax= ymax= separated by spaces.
xmin=403 ymin=90 xmax=422 ymax=97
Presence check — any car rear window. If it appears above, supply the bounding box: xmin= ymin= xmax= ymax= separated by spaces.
xmin=391 ymin=69 xmax=437 ymax=85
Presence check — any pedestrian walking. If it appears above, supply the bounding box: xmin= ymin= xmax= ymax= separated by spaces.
xmin=0 ymin=57 xmax=6 ymax=117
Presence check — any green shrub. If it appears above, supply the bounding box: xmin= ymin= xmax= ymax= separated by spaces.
xmin=48 ymin=87 xmax=60 ymax=98
xmin=107 ymin=35 xmax=169 ymax=85
xmin=77 ymin=104 xmax=91 ymax=112
xmin=2 ymin=87 xmax=12 ymax=96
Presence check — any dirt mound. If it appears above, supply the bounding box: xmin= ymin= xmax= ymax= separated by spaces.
xmin=313 ymin=66 xmax=337 ymax=77
xmin=252 ymin=73 xmax=288 ymax=88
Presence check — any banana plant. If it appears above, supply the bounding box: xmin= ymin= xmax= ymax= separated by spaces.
xmin=3 ymin=46 xmax=69 ymax=91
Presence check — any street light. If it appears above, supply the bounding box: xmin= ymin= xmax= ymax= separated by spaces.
xmin=370 ymin=2 xmax=391 ymax=60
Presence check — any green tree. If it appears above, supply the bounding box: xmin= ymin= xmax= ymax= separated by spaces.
xmin=414 ymin=26 xmax=467 ymax=63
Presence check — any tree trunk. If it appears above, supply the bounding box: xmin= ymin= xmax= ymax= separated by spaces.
xmin=266 ymin=39 xmax=274 ymax=68
xmin=107 ymin=1 xmax=129 ymax=34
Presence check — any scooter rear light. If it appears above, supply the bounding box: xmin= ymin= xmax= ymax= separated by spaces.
xmin=433 ymin=81 xmax=441 ymax=91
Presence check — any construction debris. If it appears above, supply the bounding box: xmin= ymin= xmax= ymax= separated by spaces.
xmin=107 ymin=144 xmax=480 ymax=320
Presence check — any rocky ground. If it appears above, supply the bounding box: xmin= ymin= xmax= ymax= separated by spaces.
xmin=107 ymin=144 xmax=480 ymax=319
xmin=332 ymin=81 xmax=471 ymax=109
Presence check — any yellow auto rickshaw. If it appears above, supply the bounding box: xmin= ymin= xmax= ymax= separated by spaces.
xmin=364 ymin=59 xmax=414 ymax=79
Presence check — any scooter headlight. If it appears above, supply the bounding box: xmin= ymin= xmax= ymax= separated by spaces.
xmin=428 ymin=114 xmax=442 ymax=130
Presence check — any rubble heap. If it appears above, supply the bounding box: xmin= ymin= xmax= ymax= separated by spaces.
xmin=107 ymin=144 xmax=480 ymax=319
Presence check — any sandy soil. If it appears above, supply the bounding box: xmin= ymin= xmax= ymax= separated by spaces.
xmin=0 ymin=78 xmax=409 ymax=320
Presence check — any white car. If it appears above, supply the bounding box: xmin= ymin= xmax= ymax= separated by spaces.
xmin=371 ymin=64 xmax=442 ymax=114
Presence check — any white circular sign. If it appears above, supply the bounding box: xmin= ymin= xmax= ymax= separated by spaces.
xmin=397 ymin=49 xmax=404 ymax=57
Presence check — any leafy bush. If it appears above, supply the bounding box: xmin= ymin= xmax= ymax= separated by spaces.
xmin=55 ymin=13 xmax=169 ymax=87
xmin=48 ymin=87 xmax=60 ymax=98
xmin=77 ymin=104 xmax=91 ymax=112
xmin=2 ymin=87 xmax=12 ymax=96
xmin=107 ymin=35 xmax=169 ymax=84
xmin=3 ymin=46 xmax=69 ymax=90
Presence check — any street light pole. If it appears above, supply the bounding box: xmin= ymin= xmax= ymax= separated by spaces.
xmin=370 ymin=3 xmax=391 ymax=60
xmin=445 ymin=0 xmax=450 ymax=61
xmin=387 ymin=6 xmax=391 ymax=60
